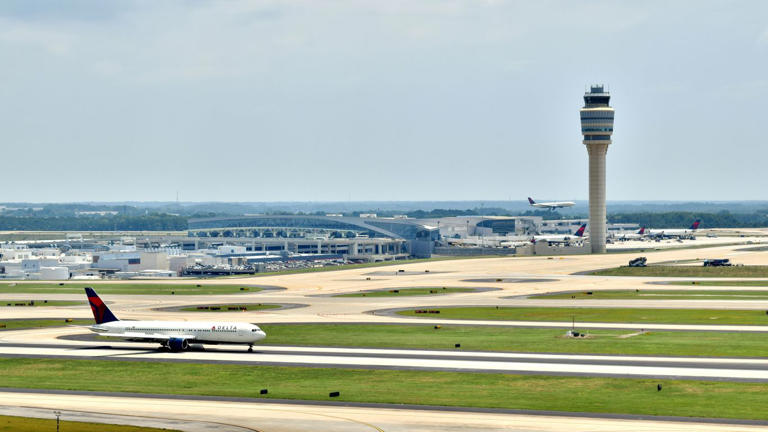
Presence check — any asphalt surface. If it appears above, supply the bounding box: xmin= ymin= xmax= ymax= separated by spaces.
xmin=0 ymin=405 xmax=255 ymax=432
xmin=3 ymin=340 xmax=768 ymax=382
xmin=3 ymin=240 xmax=768 ymax=430
xmin=2 ymin=389 xmax=768 ymax=432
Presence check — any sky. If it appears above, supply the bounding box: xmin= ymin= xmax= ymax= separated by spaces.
xmin=1 ymin=0 xmax=766 ymax=203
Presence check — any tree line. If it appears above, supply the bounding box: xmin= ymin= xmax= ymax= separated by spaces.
xmin=608 ymin=211 xmax=768 ymax=228
xmin=0 ymin=214 xmax=188 ymax=231
xmin=0 ymin=210 xmax=766 ymax=231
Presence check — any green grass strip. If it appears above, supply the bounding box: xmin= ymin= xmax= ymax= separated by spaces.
xmin=180 ymin=304 xmax=281 ymax=312
xmin=259 ymin=324 xmax=768 ymax=357
xmin=335 ymin=287 xmax=474 ymax=297
xmin=397 ymin=306 xmax=768 ymax=325
xmin=0 ymin=319 xmax=92 ymax=331
xmin=0 ymin=414 xmax=179 ymax=432
xmin=0 ymin=300 xmax=83 ymax=306
xmin=590 ymin=266 xmax=768 ymax=278
xmin=531 ymin=289 xmax=768 ymax=300
xmin=0 ymin=283 xmax=261 ymax=295
xmin=2 ymin=358 xmax=768 ymax=421
xmin=668 ymin=280 xmax=768 ymax=287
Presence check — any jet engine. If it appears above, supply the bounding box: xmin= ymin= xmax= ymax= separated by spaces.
xmin=168 ymin=337 xmax=189 ymax=352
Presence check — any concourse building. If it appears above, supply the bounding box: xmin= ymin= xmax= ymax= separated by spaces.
xmin=187 ymin=215 xmax=439 ymax=258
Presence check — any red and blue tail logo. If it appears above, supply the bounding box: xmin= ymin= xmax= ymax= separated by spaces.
xmin=638 ymin=227 xmax=646 ymax=234
xmin=690 ymin=220 xmax=701 ymax=230
xmin=85 ymin=288 xmax=119 ymax=324
xmin=574 ymin=224 xmax=587 ymax=237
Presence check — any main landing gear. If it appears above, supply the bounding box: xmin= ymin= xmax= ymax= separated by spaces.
xmin=248 ymin=345 xmax=253 ymax=353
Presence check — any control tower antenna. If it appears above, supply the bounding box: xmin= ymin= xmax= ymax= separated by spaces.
xmin=580 ymin=84 xmax=615 ymax=253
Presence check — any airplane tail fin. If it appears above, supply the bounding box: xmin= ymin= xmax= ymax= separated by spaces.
xmin=638 ymin=227 xmax=646 ymax=235
xmin=85 ymin=287 xmax=119 ymax=324
xmin=691 ymin=220 xmax=701 ymax=230
xmin=528 ymin=197 xmax=535 ymax=204
xmin=575 ymin=224 xmax=587 ymax=237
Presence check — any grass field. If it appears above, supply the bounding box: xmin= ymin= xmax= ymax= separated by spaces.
xmin=0 ymin=319 xmax=93 ymax=330
xmin=3 ymin=358 xmax=768 ymax=421
xmin=0 ymin=283 xmax=262 ymax=295
xmin=668 ymin=280 xmax=768 ymax=287
xmin=397 ymin=306 xmax=768 ymax=325
xmin=590 ymin=265 xmax=768 ymax=278
xmin=0 ymin=300 xmax=83 ymax=306
xmin=180 ymin=303 xmax=281 ymax=312
xmin=334 ymin=287 xmax=474 ymax=297
xmin=531 ymin=290 xmax=768 ymax=300
xmin=259 ymin=323 xmax=768 ymax=357
xmin=0 ymin=414 xmax=179 ymax=432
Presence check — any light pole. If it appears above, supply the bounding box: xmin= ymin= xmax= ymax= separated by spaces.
xmin=465 ymin=220 xmax=470 ymax=239
xmin=54 ymin=411 xmax=62 ymax=432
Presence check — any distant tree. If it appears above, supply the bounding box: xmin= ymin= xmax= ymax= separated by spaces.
xmin=0 ymin=213 xmax=188 ymax=231
xmin=607 ymin=211 xmax=768 ymax=228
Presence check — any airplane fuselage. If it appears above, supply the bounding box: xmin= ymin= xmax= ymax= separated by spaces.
xmin=89 ymin=320 xmax=266 ymax=345
xmin=646 ymin=228 xmax=696 ymax=238
xmin=531 ymin=202 xmax=575 ymax=210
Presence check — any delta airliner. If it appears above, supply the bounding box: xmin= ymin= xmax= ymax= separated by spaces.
xmin=85 ymin=288 xmax=266 ymax=352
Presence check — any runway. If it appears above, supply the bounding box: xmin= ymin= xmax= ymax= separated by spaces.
xmin=3 ymin=340 xmax=768 ymax=382
xmin=2 ymin=389 xmax=768 ymax=432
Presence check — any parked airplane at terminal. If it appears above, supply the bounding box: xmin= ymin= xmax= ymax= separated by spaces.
xmin=85 ymin=288 xmax=266 ymax=352
xmin=528 ymin=197 xmax=575 ymax=210
xmin=532 ymin=224 xmax=587 ymax=243
xmin=646 ymin=220 xmax=701 ymax=239
xmin=613 ymin=227 xmax=646 ymax=240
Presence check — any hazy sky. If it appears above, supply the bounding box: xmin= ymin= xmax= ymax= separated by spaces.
xmin=1 ymin=1 xmax=766 ymax=202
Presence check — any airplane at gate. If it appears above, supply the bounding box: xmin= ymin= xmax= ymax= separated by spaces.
xmin=532 ymin=223 xmax=587 ymax=243
xmin=85 ymin=288 xmax=266 ymax=352
xmin=613 ymin=227 xmax=647 ymax=240
xmin=646 ymin=220 xmax=701 ymax=239
xmin=527 ymin=197 xmax=575 ymax=210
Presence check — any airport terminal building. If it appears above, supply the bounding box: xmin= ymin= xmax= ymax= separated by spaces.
xmin=186 ymin=215 xmax=439 ymax=258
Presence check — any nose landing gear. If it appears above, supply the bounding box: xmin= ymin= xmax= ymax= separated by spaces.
xmin=248 ymin=345 xmax=253 ymax=353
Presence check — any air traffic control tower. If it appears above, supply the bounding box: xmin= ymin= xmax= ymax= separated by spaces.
xmin=580 ymin=85 xmax=614 ymax=253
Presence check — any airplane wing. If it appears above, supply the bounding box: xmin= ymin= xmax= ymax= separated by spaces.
xmin=96 ymin=332 xmax=197 ymax=342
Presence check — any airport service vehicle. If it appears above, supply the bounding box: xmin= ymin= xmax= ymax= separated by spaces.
xmin=703 ymin=258 xmax=731 ymax=267
xmin=646 ymin=220 xmax=701 ymax=239
xmin=628 ymin=257 xmax=647 ymax=267
xmin=527 ymin=197 xmax=575 ymax=211
xmin=532 ymin=224 xmax=587 ymax=244
xmin=85 ymin=288 xmax=266 ymax=352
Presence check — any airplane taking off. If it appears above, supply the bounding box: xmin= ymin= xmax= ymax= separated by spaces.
xmin=528 ymin=197 xmax=575 ymax=211
xmin=85 ymin=288 xmax=266 ymax=352
xmin=532 ymin=224 xmax=587 ymax=243
xmin=646 ymin=220 xmax=701 ymax=239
